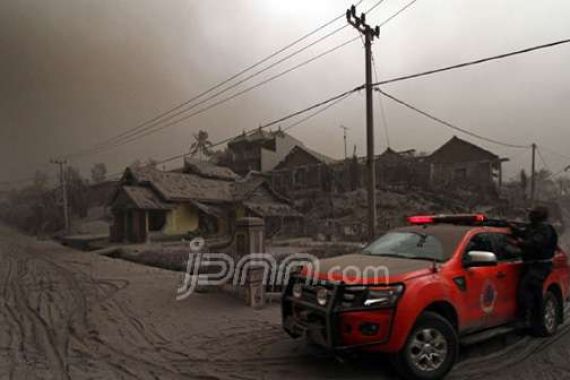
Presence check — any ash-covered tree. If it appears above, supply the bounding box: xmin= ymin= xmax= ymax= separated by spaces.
xmin=65 ymin=166 xmax=89 ymax=218
xmin=2 ymin=170 xmax=61 ymax=234
xmin=91 ymin=163 xmax=107 ymax=184
xmin=189 ymin=130 xmax=214 ymax=160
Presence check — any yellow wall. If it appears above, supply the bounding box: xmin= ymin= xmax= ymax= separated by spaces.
xmin=235 ymin=205 xmax=246 ymax=219
xmin=163 ymin=204 xmax=199 ymax=235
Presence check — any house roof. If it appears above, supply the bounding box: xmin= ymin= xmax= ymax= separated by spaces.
xmin=191 ymin=200 xmax=226 ymax=218
xmin=273 ymin=145 xmax=336 ymax=170
xmin=124 ymin=166 xmax=291 ymax=207
xmin=231 ymin=174 xmax=267 ymax=201
xmin=428 ymin=136 xmax=500 ymax=164
xmin=302 ymin=146 xmax=337 ymax=165
xmin=116 ymin=186 xmax=173 ymax=210
xmin=183 ymin=158 xmax=240 ymax=181
xmin=127 ymin=166 xmax=234 ymax=203
xmin=227 ymin=128 xmax=302 ymax=147
xmin=228 ymin=129 xmax=275 ymax=145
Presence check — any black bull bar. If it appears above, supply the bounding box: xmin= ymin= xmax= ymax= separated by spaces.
xmin=282 ymin=277 xmax=394 ymax=350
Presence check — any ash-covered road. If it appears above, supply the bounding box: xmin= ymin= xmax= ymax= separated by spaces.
xmin=1 ymin=224 xmax=570 ymax=380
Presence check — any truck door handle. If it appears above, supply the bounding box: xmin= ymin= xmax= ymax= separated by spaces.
xmin=497 ymin=271 xmax=506 ymax=279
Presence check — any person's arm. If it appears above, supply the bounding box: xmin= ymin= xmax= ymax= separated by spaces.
xmin=519 ymin=227 xmax=550 ymax=260
xmin=509 ymin=223 xmax=526 ymax=239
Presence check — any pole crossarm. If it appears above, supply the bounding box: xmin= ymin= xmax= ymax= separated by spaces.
xmin=346 ymin=5 xmax=380 ymax=39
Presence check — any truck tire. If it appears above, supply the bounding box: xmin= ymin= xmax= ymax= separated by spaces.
xmin=392 ymin=312 xmax=458 ymax=380
xmin=532 ymin=290 xmax=560 ymax=337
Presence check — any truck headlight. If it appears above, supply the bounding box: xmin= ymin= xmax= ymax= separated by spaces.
xmin=363 ymin=284 xmax=404 ymax=307
xmin=316 ymin=287 xmax=329 ymax=306
xmin=292 ymin=283 xmax=303 ymax=299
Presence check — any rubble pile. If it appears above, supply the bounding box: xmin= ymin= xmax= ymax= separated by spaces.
xmin=301 ymin=188 xmax=485 ymax=241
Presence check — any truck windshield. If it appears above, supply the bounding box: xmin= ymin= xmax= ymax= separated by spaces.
xmin=362 ymin=232 xmax=445 ymax=262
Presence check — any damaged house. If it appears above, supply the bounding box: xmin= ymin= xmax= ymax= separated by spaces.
xmin=221 ymin=128 xmax=304 ymax=175
xmin=109 ymin=160 xmax=302 ymax=243
xmin=427 ymin=136 xmax=508 ymax=196
xmin=270 ymin=145 xmax=431 ymax=197
xmin=374 ymin=148 xmax=430 ymax=188
xmin=271 ymin=145 xmax=337 ymax=197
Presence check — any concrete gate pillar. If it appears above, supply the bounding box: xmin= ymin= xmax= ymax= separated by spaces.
xmin=233 ymin=217 xmax=266 ymax=309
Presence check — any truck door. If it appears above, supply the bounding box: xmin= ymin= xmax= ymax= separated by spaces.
xmin=461 ymin=233 xmax=502 ymax=331
xmin=488 ymin=233 xmax=523 ymax=326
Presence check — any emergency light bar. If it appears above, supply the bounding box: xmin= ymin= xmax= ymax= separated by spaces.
xmin=407 ymin=214 xmax=487 ymax=225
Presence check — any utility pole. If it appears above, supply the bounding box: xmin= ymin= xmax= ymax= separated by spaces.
xmin=51 ymin=159 xmax=70 ymax=232
xmin=347 ymin=5 xmax=380 ymax=242
xmin=530 ymin=143 xmax=536 ymax=205
xmin=339 ymin=125 xmax=350 ymax=159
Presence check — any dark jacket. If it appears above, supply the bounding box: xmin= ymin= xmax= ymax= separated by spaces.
xmin=512 ymin=222 xmax=558 ymax=262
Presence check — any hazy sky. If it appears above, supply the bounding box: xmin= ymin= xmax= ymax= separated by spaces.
xmin=2 ymin=0 xmax=570 ymax=187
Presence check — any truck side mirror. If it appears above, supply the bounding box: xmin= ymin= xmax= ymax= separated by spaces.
xmin=464 ymin=251 xmax=498 ymax=268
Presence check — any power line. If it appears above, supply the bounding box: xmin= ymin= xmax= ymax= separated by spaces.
xmin=64 ymin=14 xmax=570 ymax=184
xmin=361 ymin=0 xmax=421 ymax=151
xmin=367 ymin=38 xmax=570 ymax=89
xmin=83 ymin=38 xmax=361 ymax=156
xmin=375 ymin=88 xmax=530 ymax=148
xmin=151 ymin=36 xmax=570 ymax=158
xmin=107 ymin=88 xmax=360 ymax=177
xmin=70 ymin=35 xmax=570 ymax=166
xmin=544 ymin=166 xmax=570 ymax=180
xmin=283 ymin=92 xmax=355 ymax=132
xmin=63 ymin=0 xmax=376 ymax=160
xmin=377 ymin=0 xmax=418 ymax=28
xmin=370 ymin=51 xmax=391 ymax=148
xmin=69 ymin=25 xmax=353 ymax=157
xmin=103 ymin=27 xmax=569 ymax=181
xmin=506 ymin=146 xmax=531 ymax=164
xmin=48 ymin=35 xmax=570 ymax=189
xmin=539 ymin=146 xmax=570 ymax=181
xmin=536 ymin=147 xmax=552 ymax=172
xmin=538 ymin=145 xmax=570 ymax=161
xmin=62 ymin=0 xmax=418 ymax=161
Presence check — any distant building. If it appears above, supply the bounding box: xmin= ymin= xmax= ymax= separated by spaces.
xmin=271 ymin=145 xmax=337 ymax=197
xmin=271 ymin=145 xmax=431 ymax=197
xmin=109 ymin=162 xmax=302 ymax=243
xmin=427 ymin=136 xmax=507 ymax=195
xmin=223 ymin=129 xmax=304 ymax=175
xmin=375 ymin=148 xmax=430 ymax=189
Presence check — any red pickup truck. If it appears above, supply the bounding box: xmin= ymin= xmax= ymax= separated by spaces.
xmin=282 ymin=214 xmax=570 ymax=379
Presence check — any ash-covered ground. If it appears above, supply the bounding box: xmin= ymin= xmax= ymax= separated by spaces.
xmin=1 ymin=224 xmax=569 ymax=380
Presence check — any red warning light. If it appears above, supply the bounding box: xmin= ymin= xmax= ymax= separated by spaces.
xmin=474 ymin=214 xmax=487 ymax=222
xmin=407 ymin=215 xmax=435 ymax=225
xmin=407 ymin=214 xmax=487 ymax=225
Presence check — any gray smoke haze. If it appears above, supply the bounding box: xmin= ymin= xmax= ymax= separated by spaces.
xmin=1 ymin=0 xmax=570 ymax=186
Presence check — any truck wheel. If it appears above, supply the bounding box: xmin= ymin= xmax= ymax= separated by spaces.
xmin=392 ymin=312 xmax=458 ymax=380
xmin=533 ymin=291 xmax=560 ymax=337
